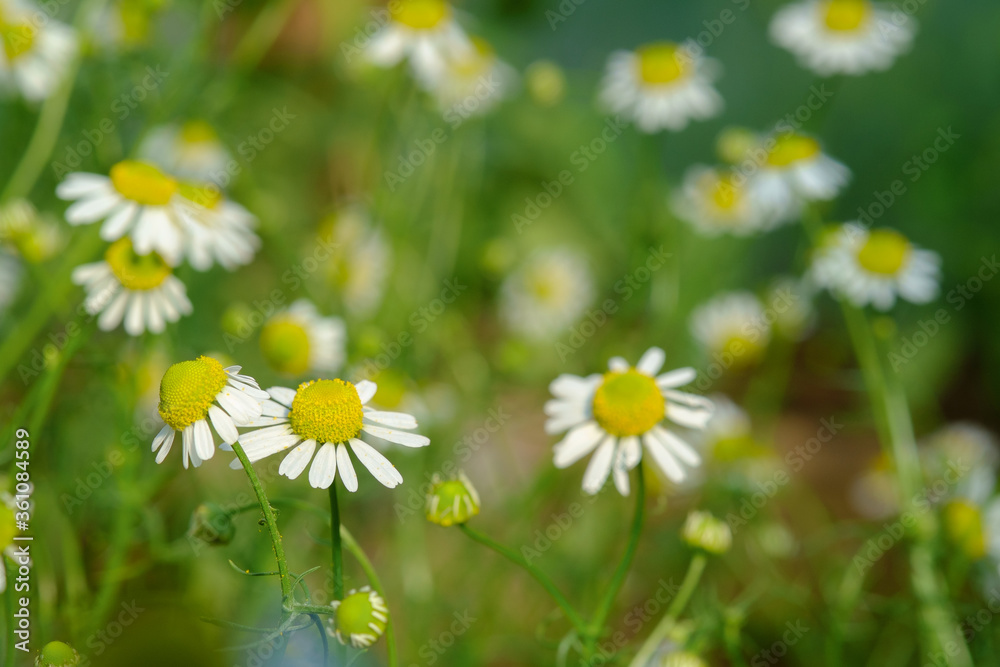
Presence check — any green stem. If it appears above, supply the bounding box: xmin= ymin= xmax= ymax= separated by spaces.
xmin=459 ymin=525 xmax=587 ymax=634
xmin=328 ymin=485 xmax=344 ymax=600
xmin=341 ymin=526 xmax=397 ymax=667
xmin=627 ymin=554 xmax=707 ymax=667
xmin=588 ymin=462 xmax=646 ymax=642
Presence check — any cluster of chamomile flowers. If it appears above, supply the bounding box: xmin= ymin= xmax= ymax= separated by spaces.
xmin=58 ymin=122 xmax=260 ymax=335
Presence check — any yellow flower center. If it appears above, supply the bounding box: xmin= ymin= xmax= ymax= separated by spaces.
xmin=452 ymin=36 xmax=494 ymax=77
xmin=591 ymin=369 xmax=665 ymax=437
xmin=636 ymin=42 xmax=689 ymax=85
xmin=179 ymin=120 xmax=219 ymax=145
xmin=856 ymin=229 xmax=911 ymax=275
xmin=0 ymin=17 xmax=36 ymax=60
xmin=712 ymin=435 xmax=767 ymax=462
xmin=706 ymin=173 xmax=743 ymax=212
xmin=766 ymin=134 xmax=821 ymax=167
xmin=110 ymin=160 xmax=178 ymax=206
xmin=0 ymin=503 xmax=15 ymax=549
xmin=177 ymin=182 xmax=223 ymax=210
xmin=290 ymin=379 xmax=364 ymax=444
xmin=260 ymin=319 xmax=311 ymax=376
xmin=105 ymin=238 xmax=172 ymax=290
xmin=823 ymin=0 xmax=870 ymax=31
xmin=722 ymin=335 xmax=765 ymax=367
xmin=391 ymin=0 xmax=449 ymax=29
xmin=944 ymin=500 xmax=985 ymax=560
xmin=158 ymin=356 xmax=229 ymax=431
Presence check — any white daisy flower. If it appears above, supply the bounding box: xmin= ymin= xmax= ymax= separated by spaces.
xmin=0 ymin=250 xmax=21 ymax=312
xmin=689 ymin=291 xmax=771 ymax=367
xmin=171 ymin=182 xmax=260 ymax=271
xmin=748 ymin=132 xmax=849 ymax=217
xmin=671 ymin=165 xmax=768 ymax=237
xmin=0 ymin=0 xmax=77 ymax=101
xmin=427 ymin=36 xmax=516 ymax=114
xmin=545 ymin=347 xmax=714 ymax=495
xmin=810 ymin=223 xmax=940 ymax=310
xmin=500 ymin=247 xmax=595 ymax=341
xmin=321 ymin=207 xmax=392 ymax=318
xmin=152 ymin=356 xmax=268 ymax=469
xmin=259 ymin=299 xmax=346 ymax=377
xmin=139 ymin=121 xmax=233 ymax=181
xmin=366 ymin=0 xmax=472 ymax=85
xmin=770 ymin=0 xmax=916 ymax=76
xmin=232 ymin=378 xmax=430 ymax=491
xmin=921 ymin=422 xmax=999 ymax=503
xmin=599 ymin=41 xmax=723 ymax=134
xmin=56 ymin=160 xmax=187 ymax=266
xmin=941 ymin=469 xmax=1000 ymax=565
xmin=71 ymin=238 xmax=192 ymax=335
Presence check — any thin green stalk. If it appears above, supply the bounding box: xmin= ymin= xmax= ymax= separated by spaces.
xmin=588 ymin=462 xmax=646 ymax=642
xmin=627 ymin=554 xmax=707 ymax=667
xmin=341 ymin=526 xmax=397 ymax=667
xmin=231 ymin=443 xmax=293 ymax=662
xmin=328 ymin=485 xmax=344 ymax=600
xmin=459 ymin=524 xmax=588 ymax=634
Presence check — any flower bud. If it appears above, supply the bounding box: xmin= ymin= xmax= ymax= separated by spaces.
xmin=662 ymin=650 xmax=708 ymax=667
xmin=35 ymin=641 xmax=80 ymax=667
xmin=682 ymin=510 xmax=732 ymax=554
xmin=525 ymin=60 xmax=566 ymax=107
xmin=188 ymin=502 xmax=236 ymax=546
xmin=425 ymin=472 xmax=480 ymax=527
xmin=331 ymin=586 xmax=389 ymax=648
xmin=715 ymin=126 xmax=759 ymax=164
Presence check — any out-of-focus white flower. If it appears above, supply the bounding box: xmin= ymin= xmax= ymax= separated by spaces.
xmin=525 ymin=59 xmax=565 ymax=107
xmin=0 ymin=199 xmax=64 ymax=262
xmin=428 ymin=36 xmax=516 ymax=116
xmin=810 ymin=223 xmax=939 ymax=310
xmin=366 ymin=0 xmax=471 ymax=85
xmin=671 ymin=165 xmax=767 ymax=236
xmin=172 ymin=183 xmax=260 ymax=271
xmin=139 ymin=121 xmax=233 ymax=181
xmin=748 ymin=132 xmax=849 ymax=218
xmin=689 ymin=291 xmax=770 ymax=368
xmin=499 ymin=248 xmax=594 ymax=341
xmin=259 ymin=299 xmax=346 ymax=377
xmin=770 ymin=0 xmax=915 ymax=76
xmin=321 ymin=207 xmax=392 ymax=318
xmin=0 ymin=0 xmax=77 ymax=101
xmin=599 ymin=41 xmax=722 ymax=133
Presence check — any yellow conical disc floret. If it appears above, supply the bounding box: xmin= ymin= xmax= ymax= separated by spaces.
xmin=592 ymin=369 xmax=665 ymax=437
xmin=636 ymin=42 xmax=689 ymax=85
xmin=290 ymin=379 xmax=364 ymax=444
xmin=766 ymin=134 xmax=820 ymax=167
xmin=105 ymin=238 xmax=172 ymax=290
xmin=110 ymin=160 xmax=178 ymax=206
xmin=260 ymin=319 xmax=311 ymax=376
xmin=390 ymin=0 xmax=449 ymax=29
xmin=857 ymin=229 xmax=910 ymax=276
xmin=158 ymin=356 xmax=229 ymax=430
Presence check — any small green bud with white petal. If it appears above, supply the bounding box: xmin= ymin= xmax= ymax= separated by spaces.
xmin=35 ymin=641 xmax=80 ymax=667
xmin=330 ymin=587 xmax=389 ymax=648
xmin=682 ymin=510 xmax=732 ymax=555
xmin=425 ymin=472 xmax=481 ymax=527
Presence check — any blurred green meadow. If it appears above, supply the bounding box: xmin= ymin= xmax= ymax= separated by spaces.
xmin=1 ymin=0 xmax=1000 ymax=665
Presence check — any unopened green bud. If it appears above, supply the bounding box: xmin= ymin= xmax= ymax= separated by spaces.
xmin=682 ymin=510 xmax=732 ymax=555
xmin=662 ymin=651 xmax=708 ymax=667
xmin=426 ymin=472 xmax=480 ymax=527
xmin=36 ymin=641 xmax=80 ymax=667
xmin=331 ymin=586 xmax=389 ymax=648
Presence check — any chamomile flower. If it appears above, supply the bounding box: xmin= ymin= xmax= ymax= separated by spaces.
xmin=499 ymin=248 xmax=594 ymax=341
xmin=139 ymin=121 xmax=233 ymax=181
xmin=940 ymin=472 xmax=1000 ymax=563
xmin=71 ymin=238 xmax=192 ymax=335
xmin=599 ymin=41 xmax=723 ymax=133
xmin=921 ymin=423 xmax=998 ymax=503
xmin=259 ymin=299 xmax=346 ymax=376
xmin=0 ymin=0 xmax=77 ymax=102
xmin=0 ymin=199 xmax=64 ymax=262
xmin=428 ymin=36 xmax=516 ymax=115
xmin=671 ymin=165 xmax=766 ymax=236
xmin=770 ymin=0 xmax=915 ymax=76
xmin=151 ymin=356 xmax=268 ymax=469
xmin=321 ymin=207 xmax=392 ymax=318
xmin=233 ymin=378 xmax=430 ymax=491
xmin=330 ymin=587 xmax=389 ymax=648
xmin=366 ymin=0 xmax=471 ymax=85
xmin=546 ymin=347 xmax=714 ymax=495
xmin=689 ymin=292 xmax=770 ymax=368
xmin=748 ymin=132 xmax=849 ymax=216
xmin=171 ymin=183 xmax=260 ymax=271
xmin=810 ymin=223 xmax=940 ymax=310
xmin=57 ymin=161 xmax=186 ymax=266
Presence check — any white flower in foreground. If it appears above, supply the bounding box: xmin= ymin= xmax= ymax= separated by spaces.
xmin=748 ymin=132 xmax=849 ymax=217
xmin=770 ymin=0 xmax=915 ymax=76
xmin=366 ymin=0 xmax=471 ymax=85
xmin=259 ymin=299 xmax=346 ymax=376
xmin=600 ymin=41 xmax=722 ymax=133
xmin=546 ymin=347 xmax=713 ymax=495
xmin=0 ymin=1 xmax=77 ymax=101
xmin=321 ymin=207 xmax=392 ymax=318
xmin=233 ymin=378 xmax=430 ymax=491
xmin=427 ymin=36 xmax=516 ymax=114
xmin=689 ymin=291 xmax=770 ymax=367
xmin=810 ymin=223 xmax=939 ymax=310
xmin=172 ymin=183 xmax=260 ymax=271
xmin=139 ymin=121 xmax=233 ymax=181
xmin=72 ymin=238 xmax=192 ymax=335
xmin=671 ymin=165 xmax=768 ymax=236
xmin=500 ymin=248 xmax=594 ymax=341
xmin=152 ymin=356 xmax=268 ymax=468
xmin=57 ymin=160 xmax=187 ymax=265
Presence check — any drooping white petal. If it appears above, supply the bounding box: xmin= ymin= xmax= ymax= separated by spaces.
xmin=337 ymin=443 xmax=359 ymax=492
xmin=643 ymin=432 xmax=685 ymax=483
xmin=553 ymin=421 xmax=605 ymax=469
xmin=350 ymin=439 xmax=403 ymax=488
xmin=309 ymin=443 xmax=338 ymax=489
xmin=193 ymin=418 xmax=215 ymax=461
xmin=582 ymin=436 xmax=616 ymax=495
xmin=279 ymin=440 xmax=317 ymax=480
xmin=364 ymin=411 xmax=418 ymax=430
xmin=651 ymin=425 xmax=701 ymax=467
xmin=209 ymin=405 xmax=239 ymax=445
xmin=361 ymin=423 xmax=430 ymax=448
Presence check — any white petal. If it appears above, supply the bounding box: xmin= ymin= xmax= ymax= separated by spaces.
xmin=582 ymin=436 xmax=616 ymax=495
xmin=636 ymin=347 xmax=666 ymax=376
xmin=279 ymin=440 xmax=317 ymax=480
xmin=643 ymin=433 xmax=685 ymax=483
xmin=209 ymin=405 xmax=239 ymax=445
xmin=364 ymin=411 xmax=418 ymax=430
xmin=553 ymin=421 xmax=605 ymax=469
xmin=608 ymin=356 xmax=629 ymax=372
xmin=651 ymin=425 xmax=701 ymax=467
xmin=656 ymin=367 xmax=697 ymax=390
xmin=308 ymin=443 xmax=339 ymax=489
xmin=155 ymin=430 xmax=175 ymax=464
xmin=361 ymin=423 xmax=429 ymax=448
xmin=266 ymin=386 xmax=297 ymax=407
xmin=151 ymin=424 xmax=173 ymax=452
xmin=355 ymin=380 xmax=377 ymax=404
xmin=193 ymin=418 xmax=215 ymax=461
xmin=350 ymin=439 xmax=403 ymax=488
xmin=337 ymin=443 xmax=359 ymax=492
